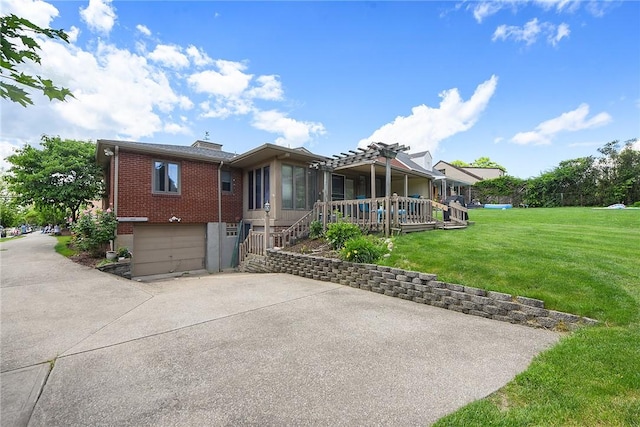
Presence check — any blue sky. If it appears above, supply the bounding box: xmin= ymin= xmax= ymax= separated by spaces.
xmin=1 ymin=0 xmax=638 ymax=178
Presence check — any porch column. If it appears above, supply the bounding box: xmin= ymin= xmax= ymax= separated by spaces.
xmin=379 ymin=147 xmax=398 ymax=237
xmin=404 ymin=174 xmax=408 ymax=197
xmin=321 ymin=165 xmax=333 ymax=229
xmin=370 ymin=162 xmax=376 ymax=200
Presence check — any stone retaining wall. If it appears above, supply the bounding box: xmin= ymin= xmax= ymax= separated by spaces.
xmin=97 ymin=260 xmax=131 ymax=279
xmin=263 ymin=249 xmax=597 ymax=331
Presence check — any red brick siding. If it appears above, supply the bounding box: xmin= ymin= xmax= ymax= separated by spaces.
xmin=115 ymin=151 xmax=242 ymax=234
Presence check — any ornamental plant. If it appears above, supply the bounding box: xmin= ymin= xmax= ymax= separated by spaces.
xmin=309 ymin=220 xmax=323 ymax=239
xmin=340 ymin=235 xmax=390 ymax=264
xmin=72 ymin=209 xmax=118 ymax=257
xmin=325 ymin=221 xmax=361 ymax=250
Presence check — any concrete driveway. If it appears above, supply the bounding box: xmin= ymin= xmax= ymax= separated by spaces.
xmin=1 ymin=233 xmax=560 ymax=426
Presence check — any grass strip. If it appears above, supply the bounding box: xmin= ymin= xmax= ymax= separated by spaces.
xmin=54 ymin=235 xmax=77 ymax=257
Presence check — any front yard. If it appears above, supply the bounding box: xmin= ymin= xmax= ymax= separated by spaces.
xmin=381 ymin=208 xmax=639 ymax=426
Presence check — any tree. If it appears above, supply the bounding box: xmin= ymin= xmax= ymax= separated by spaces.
xmin=470 ymin=157 xmax=507 ymax=173
xmin=450 ymin=160 xmax=469 ymax=168
xmin=1 ymin=14 xmax=74 ymax=106
xmin=473 ymin=175 xmax=526 ymax=205
xmin=5 ymin=136 xmax=103 ymax=222
xmin=596 ymin=139 xmax=640 ymax=205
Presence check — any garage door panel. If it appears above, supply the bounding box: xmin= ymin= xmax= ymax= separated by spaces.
xmin=132 ymin=224 xmax=206 ymax=276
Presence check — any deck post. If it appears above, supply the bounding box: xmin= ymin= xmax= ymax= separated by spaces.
xmin=321 ymin=165 xmax=333 ymax=230
xmin=379 ymin=146 xmax=398 ymax=237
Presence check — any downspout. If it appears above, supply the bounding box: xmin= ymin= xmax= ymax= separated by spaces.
xmin=114 ymin=146 xmax=119 ymax=215
xmin=218 ymin=161 xmax=223 ymax=272
xmin=113 ymin=145 xmax=119 ymax=251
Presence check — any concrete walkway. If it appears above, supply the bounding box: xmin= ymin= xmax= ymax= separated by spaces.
xmin=1 ymin=233 xmax=560 ymax=426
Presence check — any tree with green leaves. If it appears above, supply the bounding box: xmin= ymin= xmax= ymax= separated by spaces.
xmin=596 ymin=139 xmax=640 ymax=205
xmin=450 ymin=157 xmax=507 ymax=173
xmin=5 ymin=136 xmax=103 ymax=223
xmin=450 ymin=160 xmax=469 ymax=168
xmin=1 ymin=14 xmax=74 ymax=106
xmin=469 ymin=156 xmax=507 ymax=173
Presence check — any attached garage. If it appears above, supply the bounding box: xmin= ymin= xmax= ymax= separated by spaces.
xmin=132 ymin=224 xmax=206 ymax=277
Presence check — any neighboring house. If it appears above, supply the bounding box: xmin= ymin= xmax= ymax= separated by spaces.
xmin=96 ymin=139 xmax=463 ymax=277
xmin=433 ymin=160 xmax=504 ymax=202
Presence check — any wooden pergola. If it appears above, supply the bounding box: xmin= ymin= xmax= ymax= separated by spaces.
xmin=310 ymin=142 xmax=410 ymax=236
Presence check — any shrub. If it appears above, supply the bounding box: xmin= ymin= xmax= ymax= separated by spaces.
xmin=72 ymin=209 xmax=118 ymax=257
xmin=325 ymin=221 xmax=361 ymax=250
xmin=309 ymin=220 xmax=323 ymax=239
xmin=340 ymin=235 xmax=390 ymax=264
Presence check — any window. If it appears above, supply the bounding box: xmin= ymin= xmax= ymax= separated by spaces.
xmin=282 ymin=165 xmax=307 ymax=210
xmin=331 ymin=174 xmax=345 ymax=201
xmin=221 ymin=170 xmax=232 ymax=192
xmin=248 ymin=166 xmax=270 ymax=210
xmin=153 ymin=161 xmax=180 ymax=194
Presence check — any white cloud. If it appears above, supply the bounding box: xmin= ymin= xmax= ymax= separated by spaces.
xmin=471 ymin=0 xmax=605 ymax=23
xmin=534 ymin=0 xmax=580 ymax=13
xmin=186 ymin=45 xmax=213 ymax=67
xmin=252 ymin=110 xmax=326 ymax=148
xmin=549 ymin=22 xmax=570 ymax=46
xmin=1 ymin=34 xmax=192 ymax=141
xmin=148 ymin=44 xmax=190 ymax=69
xmin=493 ymin=18 xmax=542 ymax=45
xmin=189 ymin=61 xmax=287 ymax=119
xmin=136 ymin=24 xmax=151 ymax=37
xmin=511 ymin=104 xmax=612 ymax=145
xmin=1 ymin=0 xmax=59 ymax=27
xmin=79 ymin=0 xmax=116 ymax=34
xmin=0 ymin=139 xmax=22 ymax=172
xmin=471 ymin=1 xmax=510 ymax=23
xmin=188 ymin=60 xmax=253 ymax=98
xmin=67 ymin=26 xmax=80 ymax=43
xmin=163 ymin=122 xmax=191 ymax=135
xmin=493 ymin=18 xmax=571 ymax=46
xmin=358 ymin=75 xmax=499 ymax=154
xmin=1 ymin=0 xmax=323 ymax=151
xmin=246 ymin=75 xmax=284 ymax=101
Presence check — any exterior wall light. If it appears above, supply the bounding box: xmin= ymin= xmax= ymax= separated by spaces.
xmin=169 ymin=215 xmax=181 ymax=223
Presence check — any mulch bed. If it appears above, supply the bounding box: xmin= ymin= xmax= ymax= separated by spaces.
xmin=69 ymin=252 xmax=102 ymax=268
xmin=280 ymin=238 xmax=339 ymax=258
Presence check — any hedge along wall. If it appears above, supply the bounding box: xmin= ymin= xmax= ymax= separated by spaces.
xmin=264 ymin=249 xmax=597 ymax=331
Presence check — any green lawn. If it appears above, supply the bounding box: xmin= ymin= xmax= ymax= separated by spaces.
xmin=54 ymin=235 xmax=77 ymax=257
xmin=380 ymin=208 xmax=640 ymax=426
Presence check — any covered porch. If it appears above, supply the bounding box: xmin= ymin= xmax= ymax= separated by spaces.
xmin=310 ymin=142 xmax=466 ymax=236
xmin=239 ymin=142 xmax=468 ymax=262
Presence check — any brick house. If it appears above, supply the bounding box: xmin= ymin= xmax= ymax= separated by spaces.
xmin=96 ymin=139 xmax=455 ymax=278
xmin=97 ymin=139 xmax=243 ymax=276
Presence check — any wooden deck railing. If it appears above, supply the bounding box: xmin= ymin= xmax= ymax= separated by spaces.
xmin=447 ymin=201 xmax=469 ymax=225
xmin=317 ymin=196 xmax=438 ymax=228
xmin=277 ymin=202 xmax=321 ymax=247
xmin=238 ymin=229 xmax=264 ymax=264
xmin=238 ymin=196 xmax=469 ymax=263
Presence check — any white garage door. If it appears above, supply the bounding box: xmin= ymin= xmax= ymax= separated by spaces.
xmin=133 ymin=224 xmax=205 ymax=277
